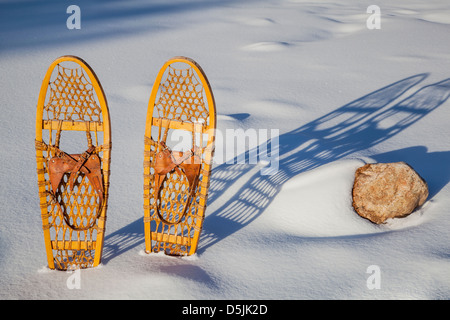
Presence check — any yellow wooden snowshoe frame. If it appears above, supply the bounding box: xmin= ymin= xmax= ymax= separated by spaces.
xmin=143 ymin=57 xmax=216 ymax=256
xmin=35 ymin=56 xmax=111 ymax=270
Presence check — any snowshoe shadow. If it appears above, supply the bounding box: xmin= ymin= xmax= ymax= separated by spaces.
xmin=102 ymin=218 xmax=144 ymax=264
xmin=199 ymin=74 xmax=450 ymax=252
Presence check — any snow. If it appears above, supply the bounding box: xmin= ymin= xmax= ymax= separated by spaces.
xmin=1 ymin=0 xmax=450 ymax=300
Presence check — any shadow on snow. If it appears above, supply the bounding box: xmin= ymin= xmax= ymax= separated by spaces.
xmin=0 ymin=0 xmax=245 ymax=52
xmin=102 ymin=73 xmax=450 ymax=264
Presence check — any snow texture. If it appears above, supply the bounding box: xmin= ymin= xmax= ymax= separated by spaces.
xmin=1 ymin=0 xmax=450 ymax=300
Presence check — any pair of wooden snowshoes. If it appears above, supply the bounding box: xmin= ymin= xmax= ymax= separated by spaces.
xmin=35 ymin=56 xmax=216 ymax=270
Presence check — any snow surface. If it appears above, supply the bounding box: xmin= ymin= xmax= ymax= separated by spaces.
xmin=1 ymin=0 xmax=450 ymax=300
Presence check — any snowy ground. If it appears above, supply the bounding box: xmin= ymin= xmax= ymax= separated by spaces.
xmin=1 ymin=0 xmax=450 ymax=300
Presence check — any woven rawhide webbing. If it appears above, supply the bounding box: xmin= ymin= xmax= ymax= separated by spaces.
xmin=45 ymin=64 xmax=102 ymax=122
xmin=143 ymin=57 xmax=216 ymax=256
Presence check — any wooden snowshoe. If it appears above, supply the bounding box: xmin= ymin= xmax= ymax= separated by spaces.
xmin=143 ymin=57 xmax=216 ymax=256
xmin=35 ymin=56 xmax=111 ymax=270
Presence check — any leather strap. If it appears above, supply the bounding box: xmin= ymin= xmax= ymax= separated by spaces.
xmin=68 ymin=146 xmax=96 ymax=190
xmin=47 ymin=146 xmax=104 ymax=231
xmin=153 ymin=141 xmax=201 ymax=225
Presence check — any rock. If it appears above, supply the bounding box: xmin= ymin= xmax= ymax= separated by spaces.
xmin=352 ymin=162 xmax=428 ymax=224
